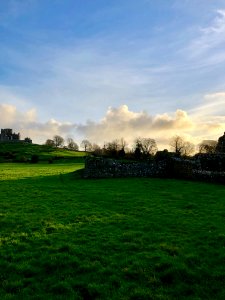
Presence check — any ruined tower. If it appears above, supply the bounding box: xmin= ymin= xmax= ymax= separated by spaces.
xmin=0 ymin=129 xmax=20 ymax=141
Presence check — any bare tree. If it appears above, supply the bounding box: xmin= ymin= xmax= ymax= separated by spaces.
xmin=141 ymin=138 xmax=157 ymax=156
xmin=119 ymin=138 xmax=127 ymax=150
xmin=67 ymin=138 xmax=79 ymax=151
xmin=45 ymin=139 xmax=55 ymax=147
xmin=81 ymin=139 xmax=92 ymax=152
xmin=106 ymin=140 xmax=119 ymax=151
xmin=92 ymin=143 xmax=102 ymax=155
xmin=170 ymin=135 xmax=194 ymax=156
xmin=53 ymin=135 xmax=64 ymax=147
xmin=170 ymin=135 xmax=184 ymax=155
xmin=199 ymin=140 xmax=217 ymax=154
xmin=104 ymin=140 xmax=119 ymax=157
xmin=182 ymin=141 xmax=195 ymax=156
xmin=134 ymin=137 xmax=158 ymax=156
xmin=134 ymin=137 xmax=142 ymax=150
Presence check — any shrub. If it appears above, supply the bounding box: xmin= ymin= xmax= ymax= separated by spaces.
xmin=31 ymin=154 xmax=39 ymax=163
xmin=18 ymin=156 xmax=28 ymax=163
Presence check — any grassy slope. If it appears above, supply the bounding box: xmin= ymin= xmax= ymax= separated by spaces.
xmin=0 ymin=163 xmax=225 ymax=299
xmin=0 ymin=142 xmax=87 ymax=162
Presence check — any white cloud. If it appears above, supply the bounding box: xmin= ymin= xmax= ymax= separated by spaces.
xmin=76 ymin=101 xmax=225 ymax=149
xmin=1 ymin=94 xmax=225 ymax=150
xmin=0 ymin=103 xmax=37 ymax=125
xmin=190 ymin=92 xmax=225 ymax=118
xmin=0 ymin=103 xmax=76 ymax=143
xmin=188 ymin=10 xmax=225 ymax=59
xmin=76 ymin=105 xmax=196 ymax=149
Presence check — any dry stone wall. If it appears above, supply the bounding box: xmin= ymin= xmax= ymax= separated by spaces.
xmin=83 ymin=155 xmax=225 ymax=184
xmin=83 ymin=157 xmax=168 ymax=178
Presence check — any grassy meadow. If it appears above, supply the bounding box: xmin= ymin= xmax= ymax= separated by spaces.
xmin=0 ymin=142 xmax=87 ymax=163
xmin=1 ymin=162 xmax=225 ymax=299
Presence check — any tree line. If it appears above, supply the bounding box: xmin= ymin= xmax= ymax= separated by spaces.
xmin=45 ymin=134 xmax=221 ymax=158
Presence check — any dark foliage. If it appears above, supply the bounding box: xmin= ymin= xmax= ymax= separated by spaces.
xmin=31 ymin=154 xmax=39 ymax=163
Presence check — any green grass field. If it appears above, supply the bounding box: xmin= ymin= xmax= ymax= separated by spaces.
xmin=0 ymin=142 xmax=87 ymax=163
xmin=1 ymin=162 xmax=225 ymax=299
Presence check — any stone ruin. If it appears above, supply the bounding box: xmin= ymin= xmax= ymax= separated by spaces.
xmin=0 ymin=128 xmax=20 ymax=141
xmin=0 ymin=128 xmax=32 ymax=143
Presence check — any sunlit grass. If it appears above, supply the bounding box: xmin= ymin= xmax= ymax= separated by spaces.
xmin=0 ymin=142 xmax=87 ymax=162
xmin=45 ymin=149 xmax=87 ymax=157
xmin=1 ymin=163 xmax=225 ymax=299
xmin=0 ymin=163 xmax=83 ymax=180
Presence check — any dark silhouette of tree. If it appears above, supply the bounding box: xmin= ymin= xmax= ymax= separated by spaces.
xmin=118 ymin=148 xmax=126 ymax=158
xmin=81 ymin=139 xmax=92 ymax=152
xmin=53 ymin=135 xmax=64 ymax=147
xmin=134 ymin=146 xmax=141 ymax=160
xmin=119 ymin=138 xmax=127 ymax=151
xmin=216 ymin=132 xmax=225 ymax=153
xmin=199 ymin=140 xmax=217 ymax=154
xmin=92 ymin=143 xmax=102 ymax=156
xmin=24 ymin=137 xmax=32 ymax=143
xmin=45 ymin=139 xmax=55 ymax=147
xmin=105 ymin=140 xmax=119 ymax=157
xmin=154 ymin=149 xmax=170 ymax=161
xmin=170 ymin=135 xmax=183 ymax=155
xmin=134 ymin=137 xmax=157 ymax=157
xmin=101 ymin=139 xmax=127 ymax=158
xmin=170 ymin=135 xmax=194 ymax=156
xmin=67 ymin=138 xmax=79 ymax=151
xmin=182 ymin=141 xmax=195 ymax=156
xmin=141 ymin=138 xmax=157 ymax=156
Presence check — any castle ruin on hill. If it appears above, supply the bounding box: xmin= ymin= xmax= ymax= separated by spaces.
xmin=0 ymin=128 xmax=32 ymax=143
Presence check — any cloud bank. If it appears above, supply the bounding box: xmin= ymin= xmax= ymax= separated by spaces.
xmin=0 ymin=103 xmax=76 ymax=142
xmin=1 ymin=92 xmax=225 ymax=149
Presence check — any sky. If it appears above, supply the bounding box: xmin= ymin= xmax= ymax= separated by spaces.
xmin=1 ymin=0 xmax=225 ymax=150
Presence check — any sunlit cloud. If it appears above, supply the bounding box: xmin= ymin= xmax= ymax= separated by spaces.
xmin=76 ymin=93 xmax=225 ymax=149
xmin=1 ymin=92 xmax=225 ymax=149
xmin=0 ymin=103 xmax=76 ymax=142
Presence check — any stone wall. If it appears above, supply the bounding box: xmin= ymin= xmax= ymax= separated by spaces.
xmin=83 ymin=157 xmax=168 ymax=178
xmin=195 ymin=153 xmax=225 ymax=172
xmin=163 ymin=155 xmax=225 ymax=183
xmin=83 ymin=155 xmax=225 ymax=184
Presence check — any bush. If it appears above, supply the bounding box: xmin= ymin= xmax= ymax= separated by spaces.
xmin=18 ymin=156 xmax=28 ymax=163
xmin=154 ymin=150 xmax=171 ymax=161
xmin=31 ymin=154 xmax=39 ymax=163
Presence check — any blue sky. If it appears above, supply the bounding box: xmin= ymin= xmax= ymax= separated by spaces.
xmin=1 ymin=0 xmax=225 ymax=148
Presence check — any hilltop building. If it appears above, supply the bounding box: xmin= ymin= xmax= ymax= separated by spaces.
xmin=0 ymin=129 xmax=20 ymax=141
xmin=0 ymin=128 xmax=32 ymax=143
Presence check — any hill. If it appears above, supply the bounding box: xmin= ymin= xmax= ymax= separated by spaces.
xmin=0 ymin=142 xmax=87 ymax=163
